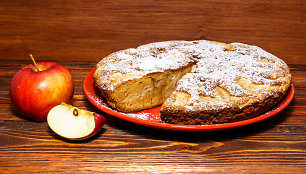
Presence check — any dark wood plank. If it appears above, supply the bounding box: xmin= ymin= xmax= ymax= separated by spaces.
xmin=0 ymin=0 xmax=305 ymax=64
xmin=0 ymin=61 xmax=305 ymax=173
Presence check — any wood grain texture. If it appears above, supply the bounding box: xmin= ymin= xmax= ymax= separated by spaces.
xmin=0 ymin=0 xmax=305 ymax=64
xmin=0 ymin=61 xmax=305 ymax=173
xmin=0 ymin=0 xmax=305 ymax=173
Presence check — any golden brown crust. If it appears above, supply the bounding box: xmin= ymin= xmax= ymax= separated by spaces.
xmin=160 ymin=88 xmax=289 ymax=125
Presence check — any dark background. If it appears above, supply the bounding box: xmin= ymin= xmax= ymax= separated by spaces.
xmin=1 ymin=0 xmax=305 ymax=64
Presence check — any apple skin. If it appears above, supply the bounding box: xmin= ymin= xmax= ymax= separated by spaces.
xmin=10 ymin=62 xmax=74 ymax=121
xmin=92 ymin=113 xmax=107 ymax=138
xmin=47 ymin=102 xmax=107 ymax=140
xmin=78 ymin=113 xmax=107 ymax=140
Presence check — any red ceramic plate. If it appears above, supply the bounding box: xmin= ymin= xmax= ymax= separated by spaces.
xmin=83 ymin=68 xmax=294 ymax=132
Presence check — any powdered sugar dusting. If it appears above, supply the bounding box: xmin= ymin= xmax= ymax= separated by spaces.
xmin=97 ymin=40 xmax=196 ymax=75
xmin=125 ymin=112 xmax=161 ymax=121
xmin=95 ymin=40 xmax=291 ymax=110
xmin=175 ymin=42 xmax=290 ymax=108
xmin=95 ymin=40 xmax=222 ymax=89
xmin=125 ymin=113 xmax=151 ymax=120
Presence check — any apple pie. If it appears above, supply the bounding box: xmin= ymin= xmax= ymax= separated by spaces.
xmin=93 ymin=40 xmax=291 ymax=125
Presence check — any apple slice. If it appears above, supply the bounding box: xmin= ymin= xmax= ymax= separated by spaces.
xmin=47 ymin=102 xmax=106 ymax=140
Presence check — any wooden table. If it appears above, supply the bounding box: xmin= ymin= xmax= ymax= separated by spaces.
xmin=0 ymin=0 xmax=305 ymax=173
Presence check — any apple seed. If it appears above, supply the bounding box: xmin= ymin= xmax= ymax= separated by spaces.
xmin=73 ymin=108 xmax=78 ymax=116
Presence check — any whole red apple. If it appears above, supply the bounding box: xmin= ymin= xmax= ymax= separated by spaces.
xmin=10 ymin=61 xmax=74 ymax=121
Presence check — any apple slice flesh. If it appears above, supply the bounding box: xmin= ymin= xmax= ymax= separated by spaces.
xmin=47 ymin=103 xmax=106 ymax=140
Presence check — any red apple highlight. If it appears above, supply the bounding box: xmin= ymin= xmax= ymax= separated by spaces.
xmin=10 ymin=61 xmax=74 ymax=121
xmin=47 ymin=103 xmax=107 ymax=140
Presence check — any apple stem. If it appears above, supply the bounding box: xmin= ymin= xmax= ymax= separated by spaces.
xmin=73 ymin=109 xmax=78 ymax=116
xmin=29 ymin=54 xmax=40 ymax=72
